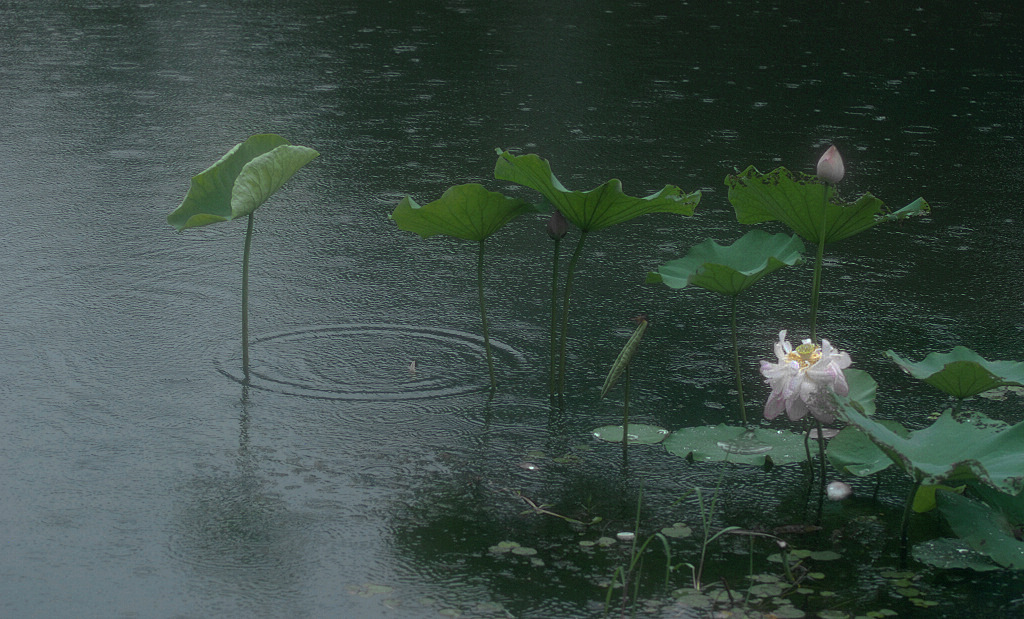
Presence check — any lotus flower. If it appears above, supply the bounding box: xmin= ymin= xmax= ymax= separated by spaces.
xmin=761 ymin=330 xmax=851 ymax=423
xmin=816 ymin=145 xmax=845 ymax=184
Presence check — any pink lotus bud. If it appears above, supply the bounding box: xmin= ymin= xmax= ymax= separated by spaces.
xmin=816 ymin=145 xmax=845 ymax=184
xmin=546 ymin=210 xmax=568 ymax=240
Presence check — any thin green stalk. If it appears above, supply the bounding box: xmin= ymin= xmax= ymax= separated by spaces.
xmin=477 ymin=240 xmax=495 ymax=389
xmin=241 ymin=212 xmax=254 ymax=381
xmin=729 ymin=295 xmax=748 ymax=425
xmin=813 ymin=417 xmax=827 ymax=525
xmin=900 ymin=479 xmax=922 ymax=567
xmin=809 ymin=185 xmax=830 ymax=341
xmin=557 ymin=231 xmax=589 ymax=394
xmin=548 ymin=237 xmax=561 ymax=395
xmin=622 ymin=364 xmax=631 ymax=454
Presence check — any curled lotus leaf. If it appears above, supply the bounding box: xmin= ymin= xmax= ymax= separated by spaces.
xmin=389 ymin=183 xmax=537 ymax=242
xmin=935 ymin=489 xmax=1024 ymax=569
xmin=724 ymin=165 xmax=928 ymax=244
xmin=168 ymin=133 xmax=319 ymax=231
xmin=494 ymin=149 xmax=700 ymax=232
xmin=834 ymin=402 xmax=1024 ymax=495
xmin=646 ymin=230 xmax=804 ymax=296
xmin=885 ymin=346 xmax=1024 ymax=399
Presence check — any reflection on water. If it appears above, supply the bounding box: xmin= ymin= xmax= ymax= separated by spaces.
xmin=1 ymin=0 xmax=1023 ymax=617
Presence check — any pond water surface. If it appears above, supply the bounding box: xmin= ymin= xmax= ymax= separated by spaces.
xmin=2 ymin=1 xmax=1023 ymax=617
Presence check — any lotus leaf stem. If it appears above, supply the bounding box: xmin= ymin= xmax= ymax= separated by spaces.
xmin=477 ymin=240 xmax=495 ymax=389
xmin=809 ymin=186 xmax=829 ymax=340
xmin=729 ymin=295 xmax=748 ymax=425
xmin=241 ymin=212 xmax=254 ymax=381
xmin=548 ymin=237 xmax=561 ymax=394
xmin=557 ymin=230 xmax=589 ymax=394
xmin=899 ymin=479 xmax=922 ymax=568
xmin=622 ymin=364 xmax=631 ymax=454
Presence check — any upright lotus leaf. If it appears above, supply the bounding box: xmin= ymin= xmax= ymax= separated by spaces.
xmin=494 ymin=149 xmax=700 ymax=232
xmin=646 ymin=230 xmax=805 ymax=296
xmin=168 ymin=134 xmax=320 ymax=231
xmin=935 ymin=490 xmax=1024 ymax=569
xmin=389 ymin=183 xmax=537 ymax=241
xmin=389 ymin=183 xmax=535 ymax=389
xmin=834 ymin=402 xmax=1024 ymax=495
xmin=827 ymin=419 xmax=910 ymax=477
xmin=885 ymin=347 xmax=1024 ymax=400
xmin=724 ymin=165 xmax=928 ymax=244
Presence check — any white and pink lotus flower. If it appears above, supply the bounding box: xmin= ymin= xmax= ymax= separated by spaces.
xmin=760 ymin=330 xmax=851 ymax=423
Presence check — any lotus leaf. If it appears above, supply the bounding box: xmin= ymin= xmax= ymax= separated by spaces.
xmin=827 ymin=419 xmax=910 ymax=477
xmin=885 ymin=347 xmax=1024 ymax=399
xmin=493 ymin=150 xmax=700 ymax=232
xmin=833 ymin=404 xmax=1024 ymax=495
xmin=663 ymin=425 xmax=808 ymax=466
xmin=389 ymin=183 xmax=536 ymax=241
xmin=646 ymin=230 xmax=805 ymax=296
xmin=935 ymin=490 xmax=1024 ymax=569
xmin=724 ymin=165 xmax=928 ymax=244
xmin=911 ymin=538 xmax=1001 ymax=571
xmin=592 ymin=424 xmax=669 ymax=445
xmin=168 ymin=133 xmax=319 ymax=231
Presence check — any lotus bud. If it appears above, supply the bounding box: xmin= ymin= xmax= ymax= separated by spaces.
xmin=826 ymin=480 xmax=852 ymax=501
xmin=546 ymin=210 xmax=568 ymax=240
xmin=816 ymin=145 xmax=844 ymax=184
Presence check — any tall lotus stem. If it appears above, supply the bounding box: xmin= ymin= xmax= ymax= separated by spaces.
xmin=548 ymin=237 xmax=561 ymax=394
xmin=622 ymin=364 xmax=631 ymax=454
xmin=813 ymin=417 xmax=827 ymax=525
xmin=899 ymin=479 xmax=922 ymax=567
xmin=729 ymin=295 xmax=748 ymax=425
xmin=557 ymin=230 xmax=589 ymax=394
xmin=477 ymin=240 xmax=495 ymax=389
xmin=810 ymin=146 xmax=843 ymax=341
xmin=241 ymin=213 xmax=254 ymax=381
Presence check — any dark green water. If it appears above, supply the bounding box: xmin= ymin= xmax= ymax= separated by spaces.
xmin=1 ymin=1 xmax=1023 ymax=617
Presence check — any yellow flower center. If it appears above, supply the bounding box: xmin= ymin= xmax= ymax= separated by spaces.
xmin=786 ymin=342 xmax=821 ymax=370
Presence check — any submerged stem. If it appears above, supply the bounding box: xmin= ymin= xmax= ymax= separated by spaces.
xmin=241 ymin=213 xmax=254 ymax=381
xmin=814 ymin=417 xmax=827 ymax=525
xmin=548 ymin=238 xmax=561 ymax=395
xmin=809 ymin=184 xmax=830 ymax=341
xmin=477 ymin=240 xmax=495 ymax=389
xmin=900 ymin=479 xmax=922 ymax=568
xmin=557 ymin=231 xmax=589 ymax=395
xmin=622 ymin=364 xmax=631 ymax=455
xmin=729 ymin=295 xmax=748 ymax=425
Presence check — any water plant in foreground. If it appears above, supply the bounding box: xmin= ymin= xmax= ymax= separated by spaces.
xmin=494 ymin=149 xmax=701 ymax=395
xmin=167 ymin=133 xmax=319 ymax=379
xmin=390 ymin=183 xmax=535 ymax=388
xmin=595 ymin=315 xmax=654 ymax=456
xmin=884 ymin=346 xmax=1024 ymax=415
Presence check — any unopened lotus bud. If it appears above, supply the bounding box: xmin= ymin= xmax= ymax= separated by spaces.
xmin=816 ymin=145 xmax=845 ymax=184
xmin=826 ymin=480 xmax=852 ymax=501
xmin=546 ymin=210 xmax=568 ymax=240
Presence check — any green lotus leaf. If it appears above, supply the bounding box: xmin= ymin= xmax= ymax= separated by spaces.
xmin=911 ymin=538 xmax=1002 ymax=571
xmin=663 ymin=425 xmax=808 ymax=466
xmin=935 ymin=490 xmax=1024 ymax=569
xmin=834 ymin=403 xmax=1024 ymax=495
xmin=885 ymin=347 xmax=1024 ymax=399
xmin=389 ymin=183 xmax=536 ymax=242
xmin=494 ymin=149 xmax=700 ymax=232
xmin=646 ymin=230 xmax=804 ymax=296
xmin=599 ymin=318 xmax=648 ymax=398
xmin=592 ymin=424 xmax=669 ymax=445
xmin=827 ymin=419 xmax=910 ymax=477
xmin=724 ymin=165 xmax=928 ymax=244
xmin=168 ymin=134 xmax=320 ymax=231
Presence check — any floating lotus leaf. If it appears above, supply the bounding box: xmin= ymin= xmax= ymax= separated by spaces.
xmin=935 ymin=490 xmax=1024 ymax=569
xmin=724 ymin=165 xmax=928 ymax=244
xmin=168 ymin=134 xmax=320 ymax=231
xmin=493 ymin=149 xmax=700 ymax=232
xmin=834 ymin=403 xmax=1024 ymax=495
xmin=389 ymin=183 xmax=536 ymax=242
xmin=646 ymin=230 xmax=805 ymax=296
xmin=592 ymin=424 xmax=669 ymax=445
xmin=827 ymin=419 xmax=910 ymax=477
xmin=662 ymin=425 xmax=808 ymax=466
xmin=885 ymin=347 xmax=1024 ymax=399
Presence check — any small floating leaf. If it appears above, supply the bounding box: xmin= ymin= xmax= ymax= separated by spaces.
xmin=663 ymin=425 xmax=808 ymax=465
xmin=885 ymin=347 xmax=1024 ymax=399
xmin=592 ymin=424 xmax=668 ymax=445
xmin=660 ymin=523 xmax=693 ymax=539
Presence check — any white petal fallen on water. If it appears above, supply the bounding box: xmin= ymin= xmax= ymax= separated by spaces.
xmin=408 ymin=360 xmax=416 ymax=375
